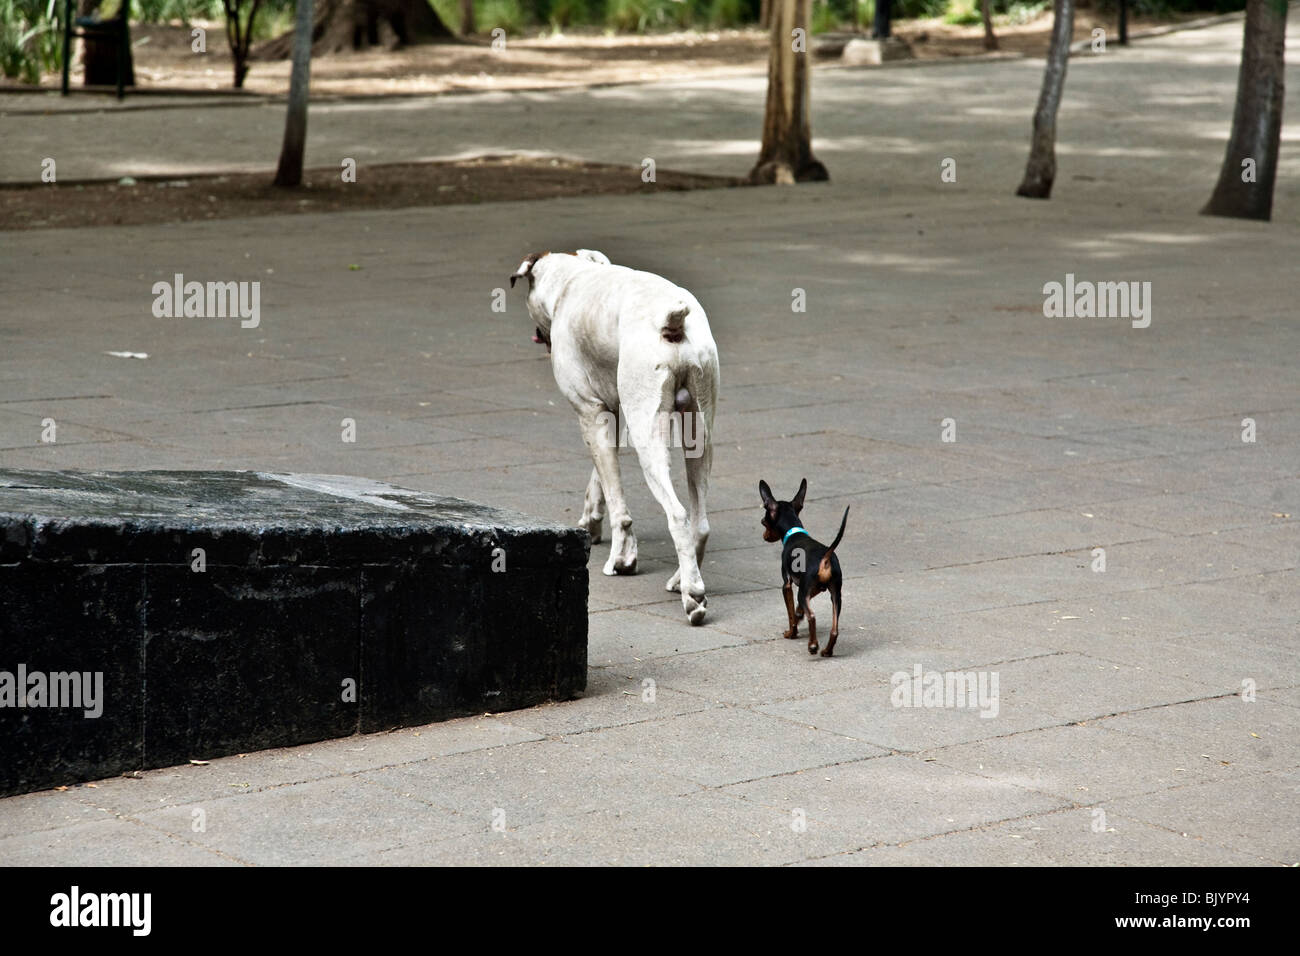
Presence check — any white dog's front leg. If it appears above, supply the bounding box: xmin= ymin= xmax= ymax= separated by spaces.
xmin=578 ymin=408 xmax=637 ymax=575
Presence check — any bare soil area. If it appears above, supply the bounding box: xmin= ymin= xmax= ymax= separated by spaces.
xmin=0 ymin=155 xmax=743 ymax=231
xmin=32 ymin=12 xmax=1210 ymax=98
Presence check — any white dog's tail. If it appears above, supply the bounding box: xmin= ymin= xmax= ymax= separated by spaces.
xmin=662 ymin=301 xmax=690 ymax=344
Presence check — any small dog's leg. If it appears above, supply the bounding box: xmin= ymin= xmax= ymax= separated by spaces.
xmin=782 ymin=581 xmax=798 ymax=639
xmin=579 ymin=407 xmax=637 ymax=576
xmin=822 ymin=584 xmax=841 ymax=658
xmin=803 ymin=598 xmax=819 ymax=656
xmin=578 ymin=467 xmax=605 ymax=544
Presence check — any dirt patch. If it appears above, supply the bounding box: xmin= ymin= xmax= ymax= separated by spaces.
xmin=69 ymin=25 xmax=776 ymax=96
xmin=32 ymin=13 xmax=1210 ymax=98
xmin=0 ymin=155 xmax=745 ymax=231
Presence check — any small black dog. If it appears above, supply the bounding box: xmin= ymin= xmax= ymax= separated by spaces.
xmin=759 ymin=479 xmax=849 ymax=657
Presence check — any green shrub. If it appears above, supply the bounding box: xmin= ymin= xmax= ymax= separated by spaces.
xmin=547 ymin=0 xmax=592 ymax=27
xmin=604 ymin=0 xmax=692 ymax=31
xmin=479 ymin=0 xmax=528 ymax=31
xmin=0 ymin=0 xmax=59 ymax=84
xmin=706 ymin=0 xmax=743 ymax=28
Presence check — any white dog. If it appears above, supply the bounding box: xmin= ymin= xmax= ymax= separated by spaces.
xmin=510 ymin=250 xmax=719 ymax=625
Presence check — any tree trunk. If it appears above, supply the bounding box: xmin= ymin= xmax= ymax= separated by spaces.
xmin=981 ymin=0 xmax=997 ymax=51
xmin=1201 ymin=0 xmax=1288 ymax=221
xmin=460 ymin=0 xmax=475 ymax=35
xmin=749 ymin=0 xmax=828 ymax=184
xmin=79 ymin=0 xmax=135 ymax=87
xmin=223 ymin=0 xmax=263 ymax=88
xmin=258 ymin=0 xmax=456 ymax=59
xmin=1016 ymin=0 xmax=1073 ymax=199
xmin=760 ymin=0 xmax=772 ymax=30
xmin=273 ymin=0 xmax=314 ymax=187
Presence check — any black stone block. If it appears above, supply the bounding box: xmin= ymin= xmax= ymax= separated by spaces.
xmin=142 ymin=566 xmax=360 ymax=768
xmin=0 ymin=565 xmax=144 ymax=795
xmin=0 ymin=470 xmax=589 ymax=795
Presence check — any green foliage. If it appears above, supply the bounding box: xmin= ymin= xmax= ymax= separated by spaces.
xmin=705 ymin=0 xmax=743 ymax=28
xmin=604 ymin=0 xmax=693 ymax=31
xmin=547 ymin=0 xmax=592 ymax=27
xmin=480 ymin=0 xmax=527 ymax=31
xmin=810 ymin=0 xmax=838 ymax=32
xmin=943 ymin=0 xmax=983 ymax=25
xmin=0 ymin=0 xmax=59 ymax=84
xmin=133 ymin=0 xmax=226 ymax=21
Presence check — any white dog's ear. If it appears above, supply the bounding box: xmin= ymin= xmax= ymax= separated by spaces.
xmin=575 ymin=249 xmax=610 ymax=265
xmin=510 ymin=252 xmax=544 ymax=288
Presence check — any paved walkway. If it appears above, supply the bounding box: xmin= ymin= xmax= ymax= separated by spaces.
xmin=0 ymin=19 xmax=1297 ymax=864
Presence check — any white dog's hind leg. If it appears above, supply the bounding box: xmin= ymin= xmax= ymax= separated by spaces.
xmin=666 ymin=388 xmax=711 ymax=595
xmin=622 ymin=380 xmax=707 ymax=625
xmin=578 ymin=407 xmax=637 ymax=575
xmin=683 ymin=408 xmax=712 ymax=582
xmin=578 ymin=467 xmax=605 ymax=544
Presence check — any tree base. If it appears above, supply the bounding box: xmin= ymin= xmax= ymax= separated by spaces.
xmin=1015 ymin=180 xmax=1052 ymax=199
xmin=258 ymin=0 xmax=458 ymax=59
xmin=1199 ymin=199 xmax=1271 ymax=222
xmin=748 ymin=158 xmax=829 ymax=185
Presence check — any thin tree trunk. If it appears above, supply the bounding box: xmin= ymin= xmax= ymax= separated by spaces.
xmin=1201 ymin=0 xmax=1288 ymax=221
xmin=760 ymin=0 xmax=772 ymax=30
xmin=1016 ymin=0 xmax=1073 ymax=199
xmin=460 ymin=0 xmax=475 ymax=34
xmin=749 ymin=0 xmax=828 ymax=184
xmin=981 ymin=0 xmax=997 ymax=51
xmin=273 ymin=0 xmax=314 ymax=187
xmin=222 ymin=0 xmax=263 ymax=88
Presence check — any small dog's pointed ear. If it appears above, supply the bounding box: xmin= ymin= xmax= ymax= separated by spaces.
xmin=509 ymin=253 xmax=542 ymax=288
xmin=759 ymin=480 xmax=776 ymax=513
xmin=792 ymin=478 xmax=807 ymax=514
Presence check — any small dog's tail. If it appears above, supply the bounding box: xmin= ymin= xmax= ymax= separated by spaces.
xmin=816 ymin=506 xmax=850 ymax=583
xmin=661 ymin=301 xmax=690 ymax=344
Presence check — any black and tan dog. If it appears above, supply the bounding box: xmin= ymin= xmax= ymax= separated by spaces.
xmin=759 ymin=479 xmax=849 ymax=657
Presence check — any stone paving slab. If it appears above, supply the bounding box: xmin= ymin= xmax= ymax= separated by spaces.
xmin=801 ymin=807 xmax=1270 ymax=866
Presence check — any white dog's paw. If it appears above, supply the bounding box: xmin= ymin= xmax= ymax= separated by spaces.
xmin=602 ymin=527 xmax=638 ymax=575
xmin=665 ymin=569 xmax=681 ymax=592
xmin=578 ymin=512 xmax=603 ymax=545
xmin=683 ymin=591 xmax=707 ymax=626
xmin=682 ymin=576 xmax=707 ymax=625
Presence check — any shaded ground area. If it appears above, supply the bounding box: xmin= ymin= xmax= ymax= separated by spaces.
xmin=0 ymin=156 xmax=740 ymax=230
xmin=12 ymin=11 xmax=1218 ymax=97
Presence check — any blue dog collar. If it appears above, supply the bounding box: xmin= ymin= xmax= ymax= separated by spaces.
xmin=783 ymin=527 xmax=807 ymax=543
